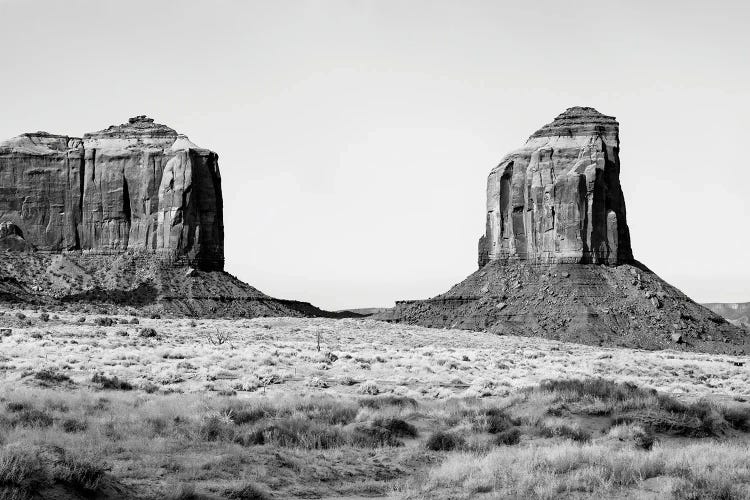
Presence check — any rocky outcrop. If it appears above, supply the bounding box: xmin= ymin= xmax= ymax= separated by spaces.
xmin=0 ymin=221 xmax=33 ymax=251
xmin=385 ymin=107 xmax=749 ymax=354
xmin=478 ymin=107 xmax=632 ymax=266
xmin=0 ymin=116 xmax=223 ymax=270
xmin=0 ymin=116 xmax=340 ymax=318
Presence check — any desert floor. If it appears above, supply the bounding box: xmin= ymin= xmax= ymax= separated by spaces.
xmin=0 ymin=310 xmax=748 ymax=499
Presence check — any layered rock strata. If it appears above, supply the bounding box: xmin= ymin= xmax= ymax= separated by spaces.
xmin=478 ymin=107 xmax=632 ymax=266
xmin=0 ymin=116 xmax=223 ymax=270
xmin=384 ymin=107 xmax=749 ymax=354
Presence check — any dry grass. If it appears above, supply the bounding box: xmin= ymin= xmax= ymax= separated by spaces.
xmin=402 ymin=441 xmax=750 ymax=499
xmin=0 ymin=310 xmax=748 ymax=498
xmin=0 ymin=312 xmax=748 ymax=401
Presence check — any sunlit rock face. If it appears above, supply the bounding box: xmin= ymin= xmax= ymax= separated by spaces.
xmin=478 ymin=107 xmax=632 ymax=267
xmin=0 ymin=116 xmax=223 ymax=270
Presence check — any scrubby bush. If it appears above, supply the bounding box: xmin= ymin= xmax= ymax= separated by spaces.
xmin=494 ymin=427 xmax=522 ymax=446
xmin=349 ymin=425 xmax=404 ymax=447
xmin=141 ymin=382 xmax=159 ymax=394
xmin=357 ymin=380 xmax=380 ymax=395
xmin=0 ymin=446 xmax=45 ymax=491
xmin=5 ymin=402 xmax=32 ymax=413
xmin=536 ymin=377 xmax=745 ymax=438
xmin=538 ymin=422 xmax=591 ymax=442
xmin=305 ymin=376 xmax=328 ymax=388
xmin=50 ymin=451 xmax=105 ymax=491
xmin=9 ymin=408 xmax=54 ymax=428
xmin=247 ymin=418 xmax=346 ymax=449
xmin=371 ymin=417 xmax=418 ymax=438
xmin=233 ymin=410 xmax=409 ymax=450
xmin=129 ymin=318 xmax=140 ymax=325
xmin=292 ymin=398 xmax=358 ymax=425
xmin=476 ymin=408 xmax=515 ymax=434
xmin=556 ymin=425 xmax=591 ymax=442
xmin=359 ymin=395 xmax=417 ymax=409
xmin=339 ymin=376 xmax=358 ymax=386
xmin=425 ymin=431 xmax=465 ymax=451
xmin=139 ymin=328 xmax=157 ymax=338
xmin=33 ymin=369 xmax=71 ymax=384
xmin=94 ymin=317 xmax=115 ymax=327
xmin=536 ymin=378 xmax=647 ymax=402
xmin=198 ymin=415 xmax=235 ymax=442
xmin=722 ymin=405 xmax=750 ymax=432
xmin=91 ymin=373 xmax=133 ymax=391
xmin=228 ymin=407 xmax=270 ymax=425
xmin=633 ymin=428 xmax=655 ymax=450
xmin=61 ymin=418 xmax=88 ymax=433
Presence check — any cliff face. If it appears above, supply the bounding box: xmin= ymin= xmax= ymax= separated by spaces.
xmin=0 ymin=116 xmax=223 ymax=270
xmin=478 ymin=107 xmax=632 ymax=266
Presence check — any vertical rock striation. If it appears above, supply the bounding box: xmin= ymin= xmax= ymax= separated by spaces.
xmin=0 ymin=116 xmax=224 ymax=270
xmin=478 ymin=107 xmax=632 ymax=267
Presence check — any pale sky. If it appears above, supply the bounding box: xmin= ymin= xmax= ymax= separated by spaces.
xmin=1 ymin=0 xmax=748 ymax=310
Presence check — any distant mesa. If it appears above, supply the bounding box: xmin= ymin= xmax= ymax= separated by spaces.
xmin=0 ymin=116 xmax=338 ymax=318
xmin=703 ymin=302 xmax=750 ymax=331
xmin=383 ymin=107 xmax=749 ymax=354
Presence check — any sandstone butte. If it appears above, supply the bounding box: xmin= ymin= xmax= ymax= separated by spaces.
xmin=0 ymin=116 xmax=222 ymax=268
xmin=0 ymin=116 xmax=337 ymax=318
xmin=383 ymin=107 xmax=750 ymax=354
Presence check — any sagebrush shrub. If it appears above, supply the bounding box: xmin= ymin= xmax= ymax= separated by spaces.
xmin=495 ymin=427 xmax=522 ymax=446
xmin=61 ymin=418 xmax=88 ymax=433
xmin=34 ymin=369 xmax=71 ymax=384
xmin=371 ymin=417 xmax=418 ymax=438
xmin=425 ymin=431 xmax=464 ymax=451
xmin=94 ymin=317 xmax=115 ymax=327
xmin=91 ymin=373 xmax=133 ymax=391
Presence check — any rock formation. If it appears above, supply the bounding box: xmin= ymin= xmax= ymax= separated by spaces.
xmin=0 ymin=116 xmax=223 ymax=270
xmin=478 ymin=107 xmax=632 ymax=266
xmin=0 ymin=116 xmax=342 ymax=318
xmin=0 ymin=221 xmax=32 ymax=251
xmin=384 ymin=107 xmax=749 ymax=354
